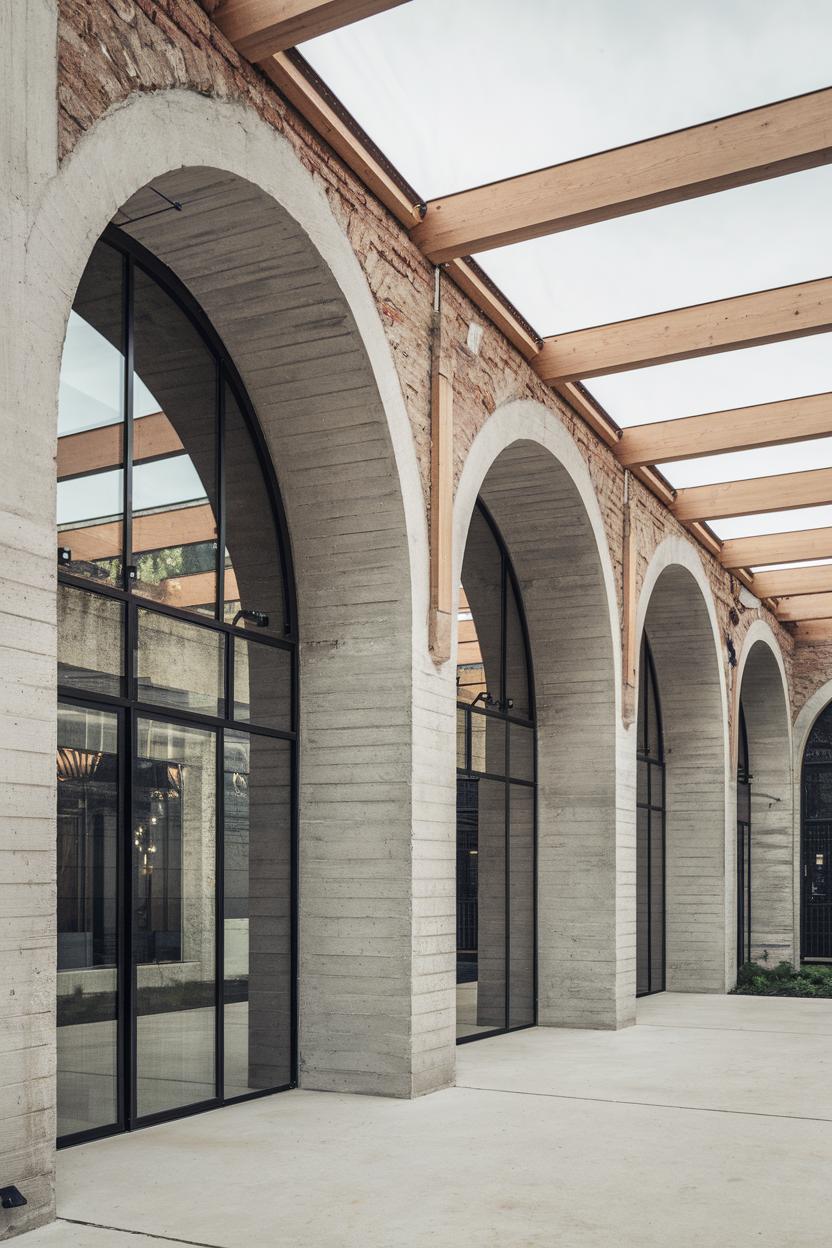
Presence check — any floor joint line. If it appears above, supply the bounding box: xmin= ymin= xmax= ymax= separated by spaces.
xmin=58 ymin=1216 xmax=225 ymax=1248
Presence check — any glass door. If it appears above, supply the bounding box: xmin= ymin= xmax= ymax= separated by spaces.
xmin=56 ymin=702 xmax=122 ymax=1142
xmin=132 ymin=716 xmax=218 ymax=1121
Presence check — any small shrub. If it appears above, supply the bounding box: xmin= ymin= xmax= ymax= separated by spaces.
xmin=733 ymin=960 xmax=832 ymax=998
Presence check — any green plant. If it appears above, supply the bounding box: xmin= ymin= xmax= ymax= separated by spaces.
xmin=733 ymin=960 xmax=832 ymax=998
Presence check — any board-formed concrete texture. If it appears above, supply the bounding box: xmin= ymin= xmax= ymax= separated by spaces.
xmin=14 ymin=994 xmax=832 ymax=1248
xmin=4 ymin=0 xmax=832 ymax=1240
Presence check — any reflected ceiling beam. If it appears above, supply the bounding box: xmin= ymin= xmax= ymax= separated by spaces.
xmin=617 ymin=392 xmax=832 ymax=467
xmin=776 ymin=592 xmax=832 ymax=622
xmin=673 ymin=465 xmax=832 ymax=523
xmin=59 ymin=503 xmax=215 ymax=562
xmin=721 ymin=526 xmax=832 ymax=569
xmin=752 ymin=565 xmax=832 ymax=598
xmin=57 ymin=412 xmax=181 ymax=481
xmin=412 ymin=88 xmax=832 ymax=263
xmin=140 ymin=568 xmax=239 ymax=611
xmin=535 ymin=277 xmax=832 ymax=382
xmin=210 ymin=0 xmax=410 ymax=60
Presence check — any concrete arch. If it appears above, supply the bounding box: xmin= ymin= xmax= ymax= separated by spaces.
xmin=636 ymin=537 xmax=731 ymax=992
xmin=733 ymin=623 xmax=795 ymax=966
xmin=25 ymin=89 xmax=450 ymax=1099
xmin=454 ymin=400 xmax=633 ymax=1028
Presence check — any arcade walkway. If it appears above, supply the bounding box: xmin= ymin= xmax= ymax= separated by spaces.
xmin=23 ymin=995 xmax=831 ymax=1247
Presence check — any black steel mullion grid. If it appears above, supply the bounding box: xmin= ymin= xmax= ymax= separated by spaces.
xmin=56 ymin=227 xmax=300 ymax=1148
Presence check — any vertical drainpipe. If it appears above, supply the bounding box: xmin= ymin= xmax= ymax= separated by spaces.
xmin=429 ymin=266 xmax=453 ymax=664
xmin=622 ymin=468 xmax=638 ymax=724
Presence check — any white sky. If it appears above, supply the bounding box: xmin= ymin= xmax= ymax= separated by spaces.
xmin=303 ymin=0 xmax=832 ymax=550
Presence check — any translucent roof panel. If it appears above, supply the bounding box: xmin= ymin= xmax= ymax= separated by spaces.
xmin=663 ymin=438 xmax=832 ymax=491
xmin=587 ymin=335 xmax=832 ymax=427
xmin=710 ymin=506 xmax=832 ymax=542
xmin=476 ymin=167 xmax=832 ymax=336
xmin=303 ymin=0 xmax=832 ymax=201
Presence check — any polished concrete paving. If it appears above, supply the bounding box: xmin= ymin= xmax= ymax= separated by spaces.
xmin=24 ymin=994 xmax=832 ymax=1247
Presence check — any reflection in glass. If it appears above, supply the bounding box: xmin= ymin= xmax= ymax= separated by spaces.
xmin=224 ymin=385 xmax=285 ymax=635
xmin=137 ymin=609 xmax=224 ymax=718
xmin=134 ymin=718 xmax=216 ymax=1118
xmin=460 ymin=507 xmax=503 ymax=702
xmin=132 ymin=267 xmax=218 ymax=613
xmin=636 ymin=636 xmax=665 ymax=996
xmin=58 ymin=584 xmax=124 ymax=698
xmin=233 ymin=638 xmax=291 ymax=731
xmin=510 ymin=725 xmax=534 ymax=783
xmin=505 ymin=576 xmax=530 ymax=718
xmin=57 ymin=243 xmax=124 ymax=587
xmin=56 ymin=703 xmax=119 ymax=1138
xmin=456 ymin=777 xmax=507 ymax=1039
xmin=224 ymin=732 xmax=293 ymax=1097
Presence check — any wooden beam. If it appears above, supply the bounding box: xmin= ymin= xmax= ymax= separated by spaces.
xmin=617 ymin=392 xmax=832 ymax=467
xmin=57 ymin=412 xmax=182 ymax=480
xmin=444 ymin=258 xmax=542 ymax=361
xmin=411 ymin=88 xmax=832 ymax=263
xmin=673 ymin=465 xmax=832 ymax=523
xmin=791 ymin=620 xmax=832 ymax=643
xmin=776 ymin=592 xmax=832 ymax=622
xmin=534 ymin=277 xmax=832 ymax=383
xmin=259 ymin=51 xmax=424 ymax=227
xmin=721 ymin=526 xmax=832 ymax=569
xmin=428 ymin=276 xmax=453 ymax=664
xmin=212 ymin=0 xmax=409 ymax=60
xmin=752 ymin=565 xmax=832 ymax=598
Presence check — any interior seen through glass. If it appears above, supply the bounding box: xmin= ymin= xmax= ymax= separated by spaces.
xmin=55 ymin=232 xmax=295 ymax=1144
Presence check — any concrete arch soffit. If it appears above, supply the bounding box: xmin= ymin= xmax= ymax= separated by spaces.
xmin=635 ymin=535 xmax=729 ymax=733
xmin=28 ymin=87 xmax=428 ymax=647
xmin=733 ymin=621 xmax=792 ymax=772
xmin=452 ymin=398 xmax=622 ymax=701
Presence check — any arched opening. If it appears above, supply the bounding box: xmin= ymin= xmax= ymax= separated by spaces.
xmin=455 ymin=412 xmax=623 ymax=1029
xmin=636 ymin=635 xmax=665 ymax=996
xmin=801 ymin=704 xmax=832 ymax=962
xmin=736 ymin=634 xmax=793 ymax=970
xmin=456 ymin=500 xmax=536 ymax=1041
xmin=638 ymin=554 xmax=728 ymax=993
xmin=56 ymin=227 xmax=297 ymax=1144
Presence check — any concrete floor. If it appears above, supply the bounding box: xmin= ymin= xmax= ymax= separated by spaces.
xmin=22 ymin=993 xmax=832 ymax=1247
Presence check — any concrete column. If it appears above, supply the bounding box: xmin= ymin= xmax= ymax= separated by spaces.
xmin=0 ymin=0 xmax=60 ymax=1235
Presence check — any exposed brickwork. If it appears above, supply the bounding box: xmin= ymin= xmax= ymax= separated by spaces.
xmin=57 ymin=0 xmax=798 ymax=736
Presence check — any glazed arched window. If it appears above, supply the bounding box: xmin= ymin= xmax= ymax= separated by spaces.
xmin=456 ymin=500 xmax=535 ymax=1042
xmin=55 ymin=229 xmax=297 ymax=1145
xmin=636 ymin=635 xmax=665 ymax=996
xmin=802 ymin=702 xmax=832 ymax=961
xmin=737 ymin=704 xmax=752 ymax=966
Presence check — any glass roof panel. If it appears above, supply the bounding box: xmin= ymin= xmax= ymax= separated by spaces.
xmin=475 ymin=167 xmax=832 ymax=335
xmin=662 ymin=437 xmax=832 ymax=491
xmin=303 ymin=0 xmax=832 ymax=200
xmin=587 ymin=335 xmax=832 ymax=427
xmin=711 ymin=506 xmax=832 ymax=541
xmin=754 ymin=559 xmax=832 ymax=571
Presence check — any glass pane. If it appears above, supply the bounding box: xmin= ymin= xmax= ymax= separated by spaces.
xmin=456 ymin=588 xmax=486 ymax=706
xmin=224 ymin=384 xmax=285 ymax=636
xmin=456 ymin=776 xmax=506 ymax=1039
xmin=509 ymin=724 xmax=534 ymax=783
xmin=650 ymin=764 xmax=664 ymax=811
xmin=456 ymin=706 xmax=468 ymax=770
xmin=805 ymin=705 xmax=832 ymax=763
xmin=134 ymin=718 xmax=216 ymax=1117
xmin=505 ymin=576 xmax=530 ymax=719
xmin=132 ymin=266 xmax=218 ymax=614
xmin=637 ymin=757 xmax=649 ymax=806
xmin=804 ymin=765 xmax=832 ymax=820
xmin=509 ymin=784 xmax=534 ymax=1028
xmin=636 ymin=805 xmax=649 ymax=995
xmin=650 ymin=809 xmax=665 ymax=991
xmin=56 ymin=703 xmax=119 ymax=1139
xmin=460 ymin=507 xmax=503 ymax=703
xmin=233 ymin=638 xmax=291 ymax=731
xmin=58 ymin=242 xmax=124 ymax=587
xmin=645 ymin=647 xmax=662 ymax=761
xmin=58 ymin=584 xmax=124 ymax=697
xmin=137 ymin=608 xmax=224 ymax=718
xmin=224 ymin=731 xmax=292 ymax=1097
xmin=470 ymin=712 xmax=505 ymax=777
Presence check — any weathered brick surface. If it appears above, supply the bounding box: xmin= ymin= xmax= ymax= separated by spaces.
xmin=56 ymin=0 xmax=799 ymax=743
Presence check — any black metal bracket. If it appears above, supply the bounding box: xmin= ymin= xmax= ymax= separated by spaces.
xmin=0 ymin=1186 xmax=27 ymax=1210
